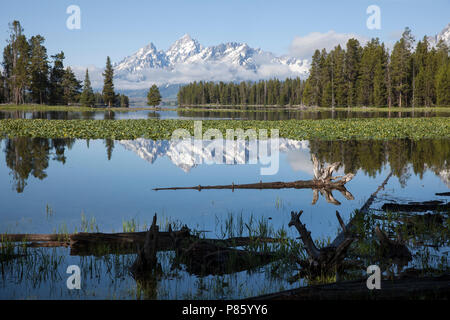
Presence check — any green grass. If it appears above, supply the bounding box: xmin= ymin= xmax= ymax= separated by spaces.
xmin=0 ymin=117 xmax=449 ymax=140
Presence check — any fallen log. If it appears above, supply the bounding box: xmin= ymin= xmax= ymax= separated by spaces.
xmin=153 ymin=155 xmax=354 ymax=205
xmin=1 ymin=231 xmax=282 ymax=257
xmin=381 ymin=201 xmax=450 ymax=213
xmin=436 ymin=192 xmax=450 ymax=196
xmin=175 ymin=239 xmax=276 ymax=276
xmin=249 ymin=273 xmax=450 ymax=300
xmin=153 ymin=178 xmax=354 ymax=191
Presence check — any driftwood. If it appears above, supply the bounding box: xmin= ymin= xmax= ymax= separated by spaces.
xmin=288 ymin=172 xmax=394 ymax=278
xmin=1 ymin=230 xmax=282 ymax=257
xmin=381 ymin=200 xmax=450 ymax=213
xmin=250 ymin=273 xmax=450 ymax=300
xmin=174 ymin=239 xmax=276 ymax=276
xmin=154 ymin=155 xmax=354 ymax=205
xmin=436 ymin=192 xmax=450 ymax=196
xmin=130 ymin=214 xmax=161 ymax=278
xmin=288 ymin=210 xmax=356 ymax=277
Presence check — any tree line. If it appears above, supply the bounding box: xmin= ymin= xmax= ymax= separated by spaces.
xmin=0 ymin=20 xmax=129 ymax=107
xmin=178 ymin=27 xmax=450 ymax=108
xmin=178 ymin=78 xmax=305 ymax=106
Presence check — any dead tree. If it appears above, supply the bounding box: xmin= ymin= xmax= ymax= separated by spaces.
xmin=288 ymin=210 xmax=355 ymax=277
xmin=288 ymin=171 xmax=395 ymax=278
xmin=154 ymin=154 xmax=355 ymax=205
xmin=130 ymin=214 xmax=161 ymax=279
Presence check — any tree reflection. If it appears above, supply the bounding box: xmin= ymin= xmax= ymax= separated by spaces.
xmin=2 ymin=137 xmax=449 ymax=193
xmin=308 ymin=138 xmax=450 ymax=183
xmin=3 ymin=137 xmax=75 ymax=192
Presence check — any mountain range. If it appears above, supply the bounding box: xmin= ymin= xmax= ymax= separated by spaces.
xmin=73 ymin=24 xmax=450 ymax=96
xmin=119 ymin=138 xmax=310 ymax=173
xmin=113 ymin=34 xmax=309 ymax=90
xmin=118 ymin=138 xmax=450 ymax=187
xmin=427 ymin=23 xmax=450 ymax=48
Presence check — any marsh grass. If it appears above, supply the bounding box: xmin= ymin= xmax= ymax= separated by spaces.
xmin=1 ymin=208 xmax=449 ymax=299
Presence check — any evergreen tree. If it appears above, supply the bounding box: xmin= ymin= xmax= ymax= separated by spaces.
xmin=390 ymin=28 xmax=414 ymax=107
xmin=147 ymin=84 xmax=161 ymax=106
xmin=79 ymin=69 xmax=95 ymax=107
xmin=29 ymin=35 xmax=49 ymax=104
xmin=48 ymin=51 xmax=65 ymax=105
xmin=62 ymin=67 xmax=81 ymax=105
xmin=344 ymin=38 xmax=362 ymax=107
xmin=120 ymin=94 xmax=129 ymax=108
xmin=436 ymin=61 xmax=450 ymax=105
xmin=4 ymin=21 xmax=30 ymax=104
xmin=102 ymin=56 xmax=115 ymax=107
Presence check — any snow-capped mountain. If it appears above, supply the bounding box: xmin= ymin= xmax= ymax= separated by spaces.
xmin=119 ymin=138 xmax=310 ymax=172
xmin=113 ymin=34 xmax=309 ymax=89
xmin=428 ymin=23 xmax=450 ymax=48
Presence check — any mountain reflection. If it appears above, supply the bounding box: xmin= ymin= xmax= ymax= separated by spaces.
xmin=1 ymin=137 xmax=449 ymax=193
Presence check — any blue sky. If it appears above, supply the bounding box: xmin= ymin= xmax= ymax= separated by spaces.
xmin=1 ymin=0 xmax=449 ymax=67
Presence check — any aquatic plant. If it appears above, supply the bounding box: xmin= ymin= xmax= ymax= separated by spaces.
xmin=0 ymin=117 xmax=449 ymax=140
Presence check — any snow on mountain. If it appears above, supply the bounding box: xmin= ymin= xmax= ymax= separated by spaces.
xmin=165 ymin=34 xmax=203 ymax=64
xmin=119 ymin=138 xmax=310 ymax=173
xmin=428 ymin=23 xmax=450 ymax=48
xmin=114 ymin=43 xmax=169 ymax=80
xmin=113 ymin=34 xmax=309 ymax=89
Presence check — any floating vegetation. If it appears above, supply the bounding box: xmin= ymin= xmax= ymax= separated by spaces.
xmin=1 ymin=118 xmax=449 ymax=140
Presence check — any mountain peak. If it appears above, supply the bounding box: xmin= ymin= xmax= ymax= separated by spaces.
xmin=180 ymin=33 xmax=193 ymax=41
xmin=428 ymin=23 xmax=450 ymax=48
xmin=114 ymin=35 xmax=310 ymax=87
xmin=166 ymin=34 xmax=202 ymax=64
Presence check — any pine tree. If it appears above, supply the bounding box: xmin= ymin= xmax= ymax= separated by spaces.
xmin=29 ymin=35 xmax=49 ymax=104
xmin=373 ymin=43 xmax=388 ymax=106
xmin=120 ymin=94 xmax=129 ymax=108
xmin=344 ymin=38 xmax=361 ymax=107
xmin=147 ymin=84 xmax=161 ymax=106
xmin=332 ymin=45 xmax=346 ymax=106
xmin=48 ymin=51 xmax=65 ymax=105
xmin=436 ymin=61 xmax=450 ymax=106
xmin=102 ymin=56 xmax=115 ymax=107
xmin=62 ymin=67 xmax=81 ymax=105
xmin=390 ymin=28 xmax=414 ymax=107
xmin=79 ymin=69 xmax=95 ymax=107
xmin=4 ymin=21 xmax=30 ymax=104
xmin=304 ymin=50 xmax=322 ymax=106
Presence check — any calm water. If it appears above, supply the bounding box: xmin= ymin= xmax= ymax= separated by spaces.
xmin=1 ymin=107 xmax=450 ymax=120
xmin=0 ymin=137 xmax=449 ymax=299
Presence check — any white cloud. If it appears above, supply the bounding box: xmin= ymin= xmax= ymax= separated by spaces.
xmin=289 ymin=30 xmax=368 ymax=60
xmin=105 ymin=61 xmax=307 ymax=90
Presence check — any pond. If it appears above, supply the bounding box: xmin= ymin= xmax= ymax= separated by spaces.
xmin=0 ymin=137 xmax=449 ymax=299
xmin=1 ymin=107 xmax=450 ymax=121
